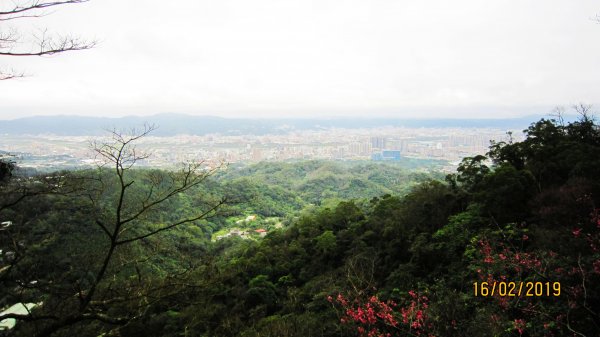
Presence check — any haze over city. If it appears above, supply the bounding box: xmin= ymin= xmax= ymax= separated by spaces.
xmin=1 ymin=0 xmax=599 ymax=120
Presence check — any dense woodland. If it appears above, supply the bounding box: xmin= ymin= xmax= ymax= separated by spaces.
xmin=1 ymin=115 xmax=599 ymax=336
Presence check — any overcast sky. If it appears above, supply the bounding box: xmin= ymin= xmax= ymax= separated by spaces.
xmin=1 ymin=0 xmax=599 ymax=120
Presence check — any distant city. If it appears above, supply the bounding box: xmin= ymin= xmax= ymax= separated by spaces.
xmin=1 ymin=120 xmax=523 ymax=172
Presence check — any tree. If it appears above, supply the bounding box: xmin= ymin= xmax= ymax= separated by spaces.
xmin=0 ymin=0 xmax=95 ymax=80
xmin=0 ymin=126 xmax=225 ymax=336
xmin=0 ymin=157 xmax=74 ymax=213
xmin=315 ymin=230 xmax=337 ymax=255
xmin=0 ymin=155 xmax=15 ymax=182
xmin=488 ymin=107 xmax=600 ymax=193
xmin=445 ymin=155 xmax=490 ymax=192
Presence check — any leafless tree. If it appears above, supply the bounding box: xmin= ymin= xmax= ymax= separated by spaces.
xmin=572 ymin=103 xmax=594 ymax=121
xmin=0 ymin=126 xmax=226 ymax=336
xmin=550 ymin=106 xmax=566 ymax=127
xmin=0 ymin=0 xmax=95 ymax=80
xmin=345 ymin=253 xmax=376 ymax=297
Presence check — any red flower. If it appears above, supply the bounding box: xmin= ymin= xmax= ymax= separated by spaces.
xmin=513 ymin=319 xmax=526 ymax=335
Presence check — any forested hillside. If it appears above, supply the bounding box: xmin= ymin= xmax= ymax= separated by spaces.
xmin=1 ymin=115 xmax=599 ymax=336
xmin=217 ymin=160 xmax=438 ymax=207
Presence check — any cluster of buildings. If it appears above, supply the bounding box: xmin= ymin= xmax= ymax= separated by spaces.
xmin=215 ymin=215 xmax=269 ymax=240
xmin=0 ymin=127 xmax=520 ymax=172
xmin=215 ymin=228 xmax=268 ymax=241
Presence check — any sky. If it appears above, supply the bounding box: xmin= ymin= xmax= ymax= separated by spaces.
xmin=1 ymin=0 xmax=599 ymax=120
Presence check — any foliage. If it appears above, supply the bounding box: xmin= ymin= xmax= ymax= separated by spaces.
xmin=1 ymin=114 xmax=600 ymax=336
xmin=0 ymin=155 xmax=15 ymax=182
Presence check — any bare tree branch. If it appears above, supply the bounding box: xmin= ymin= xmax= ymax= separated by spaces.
xmin=0 ymin=1 xmax=90 ymax=17
xmin=1 ymin=125 xmax=224 ymax=336
xmin=0 ymin=0 xmax=94 ymax=79
xmin=116 ymin=197 xmax=226 ymax=246
xmin=0 ymin=35 xmax=96 ymax=56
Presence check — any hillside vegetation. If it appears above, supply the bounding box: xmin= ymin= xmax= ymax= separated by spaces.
xmin=1 ymin=116 xmax=599 ymax=336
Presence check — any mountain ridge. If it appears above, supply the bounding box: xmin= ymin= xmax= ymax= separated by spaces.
xmin=0 ymin=113 xmax=565 ymax=136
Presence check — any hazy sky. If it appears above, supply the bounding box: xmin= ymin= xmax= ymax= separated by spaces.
xmin=1 ymin=0 xmax=599 ymax=119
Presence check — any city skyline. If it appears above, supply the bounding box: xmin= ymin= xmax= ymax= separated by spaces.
xmin=1 ymin=124 xmax=518 ymax=173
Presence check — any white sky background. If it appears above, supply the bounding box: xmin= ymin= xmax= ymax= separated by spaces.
xmin=1 ymin=0 xmax=599 ymax=119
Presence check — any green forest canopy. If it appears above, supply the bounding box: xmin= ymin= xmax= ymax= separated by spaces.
xmin=0 ymin=115 xmax=599 ymax=336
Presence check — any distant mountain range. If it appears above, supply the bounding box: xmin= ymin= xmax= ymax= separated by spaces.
xmin=0 ymin=113 xmax=565 ymax=136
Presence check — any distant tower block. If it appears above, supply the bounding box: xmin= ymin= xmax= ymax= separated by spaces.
xmin=370 ymin=137 xmax=386 ymax=150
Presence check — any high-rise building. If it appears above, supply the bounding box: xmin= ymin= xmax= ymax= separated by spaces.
xmin=370 ymin=137 xmax=386 ymax=150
